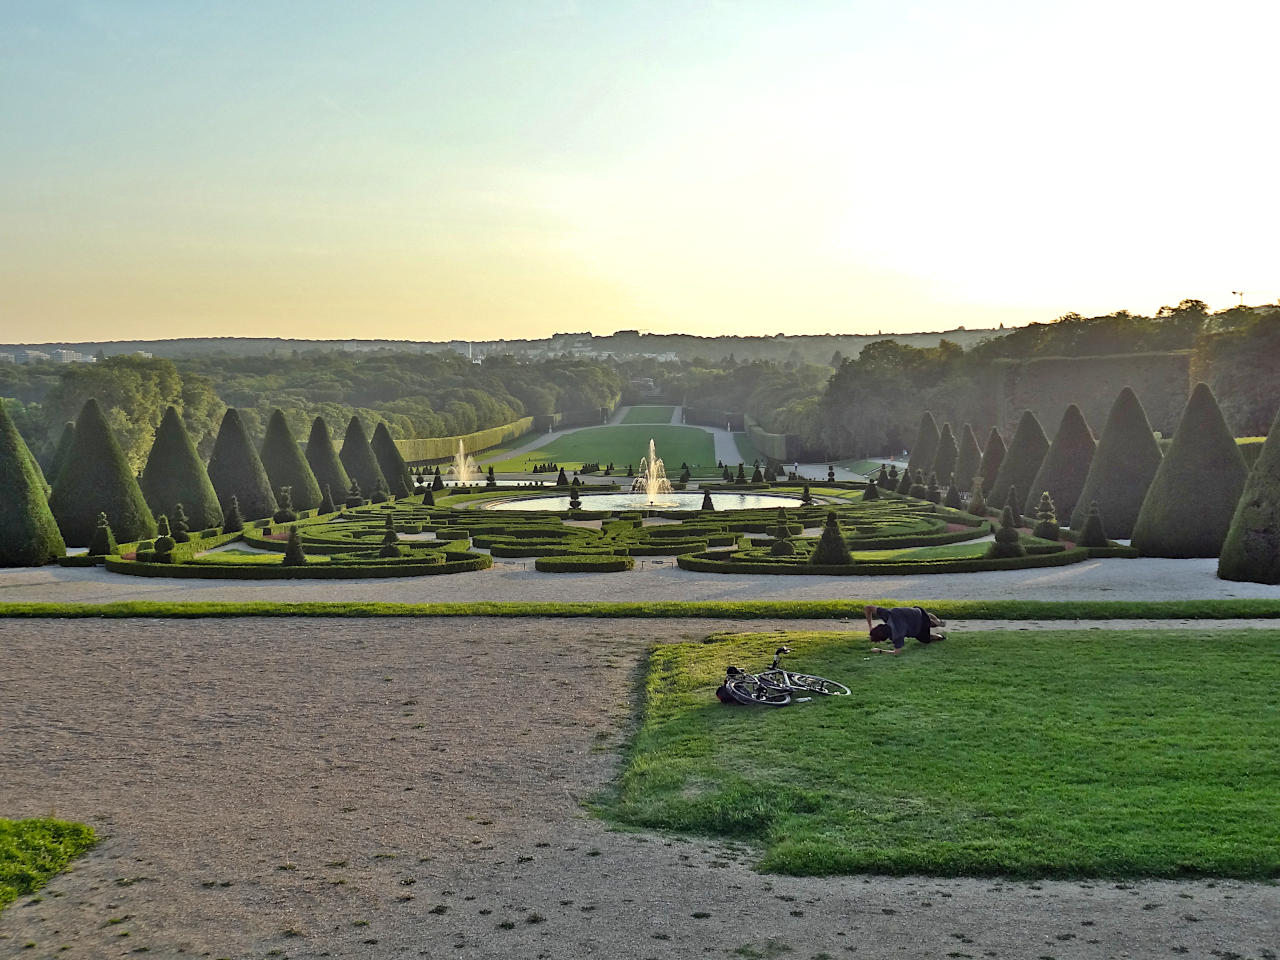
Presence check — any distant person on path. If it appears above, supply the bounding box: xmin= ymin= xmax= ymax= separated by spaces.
xmin=864 ymin=604 xmax=946 ymax=654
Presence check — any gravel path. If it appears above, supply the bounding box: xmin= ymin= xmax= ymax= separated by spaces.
xmin=2 ymin=618 xmax=1275 ymax=960
xmin=2 ymin=555 xmax=1278 ymax=605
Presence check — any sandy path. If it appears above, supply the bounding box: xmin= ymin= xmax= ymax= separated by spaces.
xmin=1 ymin=618 xmax=1275 ymax=960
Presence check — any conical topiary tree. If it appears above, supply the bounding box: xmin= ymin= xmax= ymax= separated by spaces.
xmin=1024 ymin=404 xmax=1096 ymax=521
xmin=1132 ymin=383 xmax=1248 ymax=558
xmin=87 ymin=512 xmax=117 ymax=557
xmin=378 ymin=513 xmax=401 ymax=557
xmin=906 ymin=412 xmax=940 ymax=479
xmin=896 ymin=468 xmax=913 ymax=494
xmin=978 ymin=427 xmax=1006 ymax=492
xmin=1078 ymin=501 xmax=1108 ymax=548
xmin=989 ymin=411 xmax=1049 ymax=515
xmin=304 ymin=416 xmax=350 ymax=505
xmin=140 ymin=405 xmax=223 ymax=531
xmin=925 ymin=472 xmax=942 ymax=504
xmin=1069 ymin=388 xmax=1164 ymax=538
xmin=222 ymin=495 xmax=244 ymax=534
xmin=810 ymin=511 xmax=853 ymax=565
xmin=432 ymin=468 xmax=444 ymax=491
xmin=967 ymin=477 xmax=988 ymax=517
xmin=345 ymin=479 xmax=364 ymax=508
xmin=339 ymin=416 xmax=387 ymax=501
xmin=954 ymin=424 xmax=983 ymax=494
xmin=207 ymin=408 xmax=277 ymax=522
xmin=370 ymin=421 xmax=413 ymax=500
xmin=260 ymin=409 xmax=322 ymax=512
xmin=908 ymin=469 xmax=928 ymax=499
xmin=1031 ymin=492 xmax=1059 ymax=541
xmin=50 ymin=398 xmax=156 ymax=546
xmin=171 ymin=503 xmax=190 ymax=543
xmin=943 ymin=475 xmax=962 ymax=510
xmin=1218 ymin=404 xmax=1280 ymax=584
xmin=987 ymin=505 xmax=1025 ymax=558
xmin=46 ymin=421 xmax=76 ymax=488
xmin=282 ymin=525 xmax=307 ymax=566
xmin=701 ymin=489 xmax=714 ymax=510
xmin=930 ymin=423 xmax=958 ymax=487
xmin=556 ymin=466 xmax=569 ymax=486
xmin=273 ymin=486 xmax=297 ymax=523
xmin=0 ymin=401 xmax=67 ymax=565
xmin=864 ymin=479 xmax=880 ymax=501
xmin=421 ymin=486 xmax=435 ymax=507
xmin=318 ymin=483 xmax=336 ymax=514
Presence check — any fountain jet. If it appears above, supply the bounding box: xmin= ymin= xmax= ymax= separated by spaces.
xmin=448 ymin=439 xmax=479 ymax=485
xmin=630 ymin=437 xmax=675 ymax=504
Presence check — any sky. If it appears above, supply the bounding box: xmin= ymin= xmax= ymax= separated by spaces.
xmin=2 ymin=0 xmax=1278 ymax=343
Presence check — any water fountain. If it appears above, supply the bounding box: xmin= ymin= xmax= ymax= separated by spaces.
xmin=448 ymin=439 xmax=479 ymax=485
xmin=630 ymin=437 xmax=675 ymax=505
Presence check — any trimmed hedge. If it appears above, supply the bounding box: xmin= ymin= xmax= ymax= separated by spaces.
xmin=1218 ymin=404 xmax=1280 ymax=584
xmin=394 ymin=417 xmax=535 ymax=463
xmin=260 ymin=409 xmax=322 ymax=512
xmin=371 ymin=421 xmax=414 ymax=499
xmin=304 ymin=416 xmax=351 ymax=503
xmin=990 ymin=410 xmax=1049 ymax=515
xmin=930 ymin=423 xmax=958 ymax=484
xmin=105 ymin=551 xmax=492 ymax=579
xmin=954 ymin=423 xmax=983 ymax=494
xmin=339 ymin=416 xmax=388 ymax=501
xmin=677 ymin=546 xmax=1091 ymax=576
xmin=207 ymin=407 xmax=278 ymax=522
xmin=906 ymin=412 xmax=940 ymax=478
xmin=1025 ymin=403 xmax=1096 ymax=521
xmin=1132 ymin=383 xmax=1247 ymax=558
xmin=534 ymin=554 xmax=636 ymax=573
xmin=140 ymin=406 xmax=224 ymax=531
xmin=0 ymin=401 xmax=66 ymax=566
xmin=49 ymin=398 xmax=157 ymax=547
xmin=1069 ymin=387 xmax=1164 ymax=538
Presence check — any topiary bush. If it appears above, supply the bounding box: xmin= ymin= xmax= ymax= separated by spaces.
xmin=967 ymin=477 xmax=988 ymax=517
xmin=1132 ymin=383 xmax=1248 ymax=558
xmin=1078 ymin=500 xmax=1108 ymax=548
xmin=864 ymin=479 xmax=880 ymax=501
xmin=222 ymin=495 xmax=244 ymax=534
xmin=930 ymin=423 xmax=958 ymax=485
xmin=925 ymin=473 xmax=942 ymax=504
xmin=273 ymin=486 xmax=298 ymax=523
xmin=809 ymin=511 xmax=853 ymax=565
xmin=1025 ymin=404 xmax=1096 ymax=521
xmin=260 ymin=409 xmax=322 ymax=511
xmin=305 ymin=416 xmax=351 ymax=503
xmin=990 ymin=410 xmax=1049 ymax=515
xmin=282 ymin=525 xmax=307 ymax=566
xmin=954 ymin=423 xmax=983 ymax=494
xmin=378 ymin=514 xmax=402 ymax=558
xmin=344 ymin=480 xmax=364 ymax=509
xmin=171 ymin=502 xmax=191 ymax=543
xmin=0 ymin=402 xmax=67 ymax=566
xmin=339 ymin=416 xmax=388 ymax=501
xmin=318 ymin=484 xmax=336 ymax=515
xmin=987 ymin=505 xmax=1025 ymax=558
xmin=701 ymin=489 xmax=714 ymax=510
xmin=1068 ymin=387 xmax=1164 ymax=538
xmin=87 ymin=511 xmax=117 ymax=557
xmin=153 ymin=515 xmax=176 ymax=562
xmin=534 ymin=554 xmax=635 ymax=573
xmin=140 ymin=405 xmax=223 ymax=531
xmin=207 ymin=408 xmax=277 ymax=523
xmin=49 ymin=398 xmax=156 ymax=547
xmin=978 ymin=427 xmax=1006 ymax=491
xmin=370 ymin=421 xmax=414 ymax=499
xmin=943 ymin=476 xmax=962 ymax=510
xmin=906 ymin=412 xmax=939 ymax=479
xmin=1218 ymin=403 xmax=1280 ymax=584
xmin=908 ymin=469 xmax=928 ymax=499
xmin=1031 ymin=492 xmax=1059 ymax=541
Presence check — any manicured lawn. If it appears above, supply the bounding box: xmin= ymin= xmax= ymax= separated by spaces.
xmin=732 ymin=433 xmax=762 ymax=466
xmin=605 ymin=629 xmax=1280 ymax=878
xmin=486 ymin=425 xmax=716 ymax=473
xmin=621 ymin=405 xmax=676 ymax=424
xmin=836 ymin=458 xmax=883 ymax=477
xmin=0 ymin=818 xmax=97 ymax=911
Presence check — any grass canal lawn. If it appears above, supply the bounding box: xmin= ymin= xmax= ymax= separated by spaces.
xmin=486 ymin=424 xmax=717 ymax=474
xmin=0 ymin=818 xmax=97 ymax=911
xmin=621 ymin=405 xmax=677 ymax=424
xmin=607 ymin=630 xmax=1280 ymax=878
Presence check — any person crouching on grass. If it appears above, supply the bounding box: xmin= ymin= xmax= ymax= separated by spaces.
xmin=864 ymin=604 xmax=947 ymax=654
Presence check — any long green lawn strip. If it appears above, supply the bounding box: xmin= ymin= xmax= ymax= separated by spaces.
xmin=621 ymin=406 xmax=677 ymax=424
xmin=2 ymin=599 xmax=1280 ymax=619
xmin=0 ymin=818 xmax=97 ymax=911
xmin=485 ymin=425 xmax=716 ymax=474
xmin=732 ymin=433 xmax=762 ymax=466
xmin=606 ymin=630 xmax=1280 ymax=877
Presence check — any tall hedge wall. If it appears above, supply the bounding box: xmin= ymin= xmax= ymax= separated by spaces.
xmin=260 ymin=409 xmax=322 ymax=511
xmin=0 ymin=401 xmax=66 ymax=566
xmin=49 ymin=398 xmax=157 ymax=546
xmin=1024 ymin=404 xmax=1095 ymax=520
xmin=393 ymin=417 xmax=534 ymax=464
xmin=140 ymin=405 xmax=224 ymax=530
xmin=1132 ymin=383 xmax=1247 ymax=558
xmin=1068 ymin=387 xmax=1164 ymax=538
xmin=745 ymin=415 xmax=791 ymax=462
xmin=1218 ymin=404 xmax=1280 ymax=584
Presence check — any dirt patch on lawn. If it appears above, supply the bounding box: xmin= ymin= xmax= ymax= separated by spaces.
xmin=1 ymin=618 xmax=1275 ymax=959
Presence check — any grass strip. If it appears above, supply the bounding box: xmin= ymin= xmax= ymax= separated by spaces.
xmin=2 ymin=599 xmax=1280 ymax=619
xmin=604 ymin=629 xmax=1280 ymax=878
xmin=0 ymin=818 xmax=97 ymax=912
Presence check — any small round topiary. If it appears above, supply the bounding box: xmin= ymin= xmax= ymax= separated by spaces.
xmin=987 ymin=505 xmax=1025 ymax=558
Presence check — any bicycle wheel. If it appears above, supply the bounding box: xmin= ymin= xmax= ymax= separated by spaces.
xmin=782 ymin=672 xmax=851 ymax=696
xmin=755 ymin=669 xmax=793 ymax=693
xmin=724 ymin=676 xmax=791 ymax=707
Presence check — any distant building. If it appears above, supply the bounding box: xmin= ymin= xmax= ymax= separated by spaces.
xmin=17 ymin=349 xmax=50 ymax=363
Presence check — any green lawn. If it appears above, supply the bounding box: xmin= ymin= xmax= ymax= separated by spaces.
xmin=621 ymin=405 xmax=677 ymax=424
xmin=486 ymin=424 xmax=716 ymax=473
xmin=836 ymin=458 xmax=883 ymax=477
xmin=732 ymin=433 xmax=762 ymax=466
xmin=605 ymin=629 xmax=1280 ymax=878
xmin=0 ymin=818 xmax=97 ymax=911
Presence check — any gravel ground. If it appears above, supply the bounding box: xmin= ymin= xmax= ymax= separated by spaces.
xmin=2 ymin=555 xmax=1279 ymax=606
xmin=2 ymin=618 xmax=1277 ymax=960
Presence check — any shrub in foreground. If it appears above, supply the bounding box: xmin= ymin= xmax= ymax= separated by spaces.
xmin=810 ymin=511 xmax=853 ymax=565
xmin=1218 ymin=404 xmax=1280 ymax=584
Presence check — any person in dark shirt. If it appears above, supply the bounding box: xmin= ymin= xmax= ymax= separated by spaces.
xmin=863 ymin=604 xmax=946 ymax=654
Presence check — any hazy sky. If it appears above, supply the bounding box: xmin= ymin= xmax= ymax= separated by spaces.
xmin=2 ymin=0 xmax=1277 ymax=342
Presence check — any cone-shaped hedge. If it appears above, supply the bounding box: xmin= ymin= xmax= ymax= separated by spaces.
xmin=1069 ymin=388 xmax=1163 ymax=538
xmin=1132 ymin=383 xmax=1247 ymax=558
xmin=989 ymin=411 xmax=1049 ymax=514
xmin=49 ymin=399 xmax=156 ymax=547
xmin=260 ymin=409 xmax=322 ymax=511
xmin=370 ymin=422 xmax=413 ymax=499
xmin=0 ymin=402 xmax=67 ymax=565
xmin=46 ymin=421 xmax=76 ymax=488
xmin=930 ymin=423 xmax=958 ymax=486
xmin=810 ymin=511 xmax=853 ymax=565
xmin=906 ymin=412 xmax=939 ymax=478
xmin=340 ymin=417 xmax=386 ymax=498
xmin=207 ymin=408 xmax=277 ymax=522
xmin=954 ymin=424 xmax=983 ymax=494
xmin=1218 ymin=404 xmax=1280 ymax=583
xmin=140 ymin=406 xmax=223 ymax=530
xmin=977 ymin=427 xmax=1005 ymax=492
xmin=1024 ymin=404 xmax=1096 ymax=520
xmin=304 ymin=417 xmax=350 ymax=502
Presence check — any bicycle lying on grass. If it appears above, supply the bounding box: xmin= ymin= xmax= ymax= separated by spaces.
xmin=717 ymin=646 xmax=851 ymax=706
